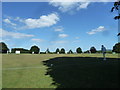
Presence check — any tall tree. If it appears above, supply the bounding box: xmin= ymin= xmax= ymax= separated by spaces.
xmin=90 ymin=47 xmax=97 ymax=53
xmin=111 ymin=1 xmax=120 ymax=20
xmin=67 ymin=50 xmax=73 ymax=54
xmin=30 ymin=45 xmax=40 ymax=54
xmin=55 ymin=48 xmax=59 ymax=54
xmin=60 ymin=48 xmax=65 ymax=54
xmin=112 ymin=43 xmax=120 ymax=53
xmin=111 ymin=1 xmax=120 ymax=36
xmin=0 ymin=42 xmax=9 ymax=53
xmin=46 ymin=48 xmax=50 ymax=54
xmin=76 ymin=47 xmax=82 ymax=53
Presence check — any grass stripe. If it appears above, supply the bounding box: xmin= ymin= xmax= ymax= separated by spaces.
xmin=2 ymin=66 xmax=46 ymax=70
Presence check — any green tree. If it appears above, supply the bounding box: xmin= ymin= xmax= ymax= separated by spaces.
xmin=60 ymin=48 xmax=65 ymax=54
xmin=84 ymin=50 xmax=90 ymax=53
xmin=30 ymin=45 xmax=40 ymax=54
xmin=55 ymin=48 xmax=59 ymax=54
xmin=0 ymin=42 xmax=9 ymax=53
xmin=67 ymin=50 xmax=73 ymax=54
xmin=46 ymin=48 xmax=50 ymax=54
xmin=76 ymin=47 xmax=82 ymax=53
xmin=90 ymin=47 xmax=97 ymax=53
xmin=111 ymin=1 xmax=120 ymax=20
xmin=112 ymin=43 xmax=120 ymax=53
xmin=111 ymin=1 xmax=120 ymax=36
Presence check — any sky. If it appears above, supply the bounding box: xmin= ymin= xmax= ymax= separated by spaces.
xmin=1 ymin=1 xmax=119 ymax=52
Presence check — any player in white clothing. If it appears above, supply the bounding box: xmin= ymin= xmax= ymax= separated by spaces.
xmin=101 ymin=45 xmax=107 ymax=60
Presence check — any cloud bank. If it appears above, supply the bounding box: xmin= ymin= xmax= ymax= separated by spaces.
xmin=3 ymin=13 xmax=60 ymax=30
xmin=24 ymin=13 xmax=59 ymax=29
xmin=0 ymin=29 xmax=34 ymax=38
xmin=49 ymin=0 xmax=114 ymax=13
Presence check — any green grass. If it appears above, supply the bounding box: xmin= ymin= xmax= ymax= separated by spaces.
xmin=0 ymin=54 xmax=2 ymax=89
xmin=2 ymin=54 xmax=120 ymax=88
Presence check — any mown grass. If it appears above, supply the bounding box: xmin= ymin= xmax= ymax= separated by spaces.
xmin=2 ymin=54 xmax=120 ymax=88
xmin=0 ymin=54 xmax=2 ymax=89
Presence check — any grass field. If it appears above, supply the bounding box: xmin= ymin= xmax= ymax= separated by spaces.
xmin=2 ymin=54 xmax=120 ymax=88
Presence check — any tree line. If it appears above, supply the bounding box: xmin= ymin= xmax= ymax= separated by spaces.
xmin=0 ymin=42 xmax=120 ymax=54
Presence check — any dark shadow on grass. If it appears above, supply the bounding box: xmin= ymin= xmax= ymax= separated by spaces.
xmin=43 ymin=57 xmax=120 ymax=88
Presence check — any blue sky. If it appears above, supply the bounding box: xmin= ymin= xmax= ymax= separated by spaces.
xmin=1 ymin=2 xmax=119 ymax=52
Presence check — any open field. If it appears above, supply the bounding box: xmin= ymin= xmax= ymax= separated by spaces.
xmin=2 ymin=54 xmax=120 ymax=88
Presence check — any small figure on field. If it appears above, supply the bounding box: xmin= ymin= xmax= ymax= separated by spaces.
xmin=101 ymin=45 xmax=107 ymax=60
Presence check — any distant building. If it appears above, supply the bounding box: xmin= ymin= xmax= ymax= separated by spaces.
xmin=15 ymin=51 xmax=20 ymax=54
xmin=11 ymin=48 xmax=30 ymax=54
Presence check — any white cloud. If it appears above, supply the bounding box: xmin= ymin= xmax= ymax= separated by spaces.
xmin=49 ymin=0 xmax=114 ymax=12
xmin=54 ymin=26 xmax=64 ymax=32
xmin=14 ymin=17 xmax=21 ymax=21
xmin=1 ymin=0 xmax=114 ymax=2
xmin=49 ymin=0 xmax=91 ymax=12
xmin=51 ymin=40 xmax=68 ymax=44
xmin=24 ymin=13 xmax=59 ymax=29
xmin=3 ymin=13 xmax=59 ymax=30
xmin=14 ymin=17 xmax=24 ymax=22
xmin=3 ymin=19 xmax=11 ymax=23
xmin=3 ymin=19 xmax=16 ymax=26
xmin=75 ymin=37 xmax=80 ymax=39
xmin=31 ymin=38 xmax=43 ymax=42
xmin=77 ymin=2 xmax=90 ymax=10
xmin=49 ymin=1 xmax=78 ymax=12
xmin=49 ymin=0 xmax=114 ymax=2
xmin=59 ymin=34 xmax=68 ymax=38
xmin=0 ymin=28 xmax=34 ymax=38
xmin=87 ymin=26 xmax=106 ymax=35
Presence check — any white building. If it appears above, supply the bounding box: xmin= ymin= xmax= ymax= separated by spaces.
xmin=15 ymin=50 xmax=20 ymax=54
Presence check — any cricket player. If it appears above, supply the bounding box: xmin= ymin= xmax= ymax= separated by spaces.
xmin=101 ymin=45 xmax=107 ymax=60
